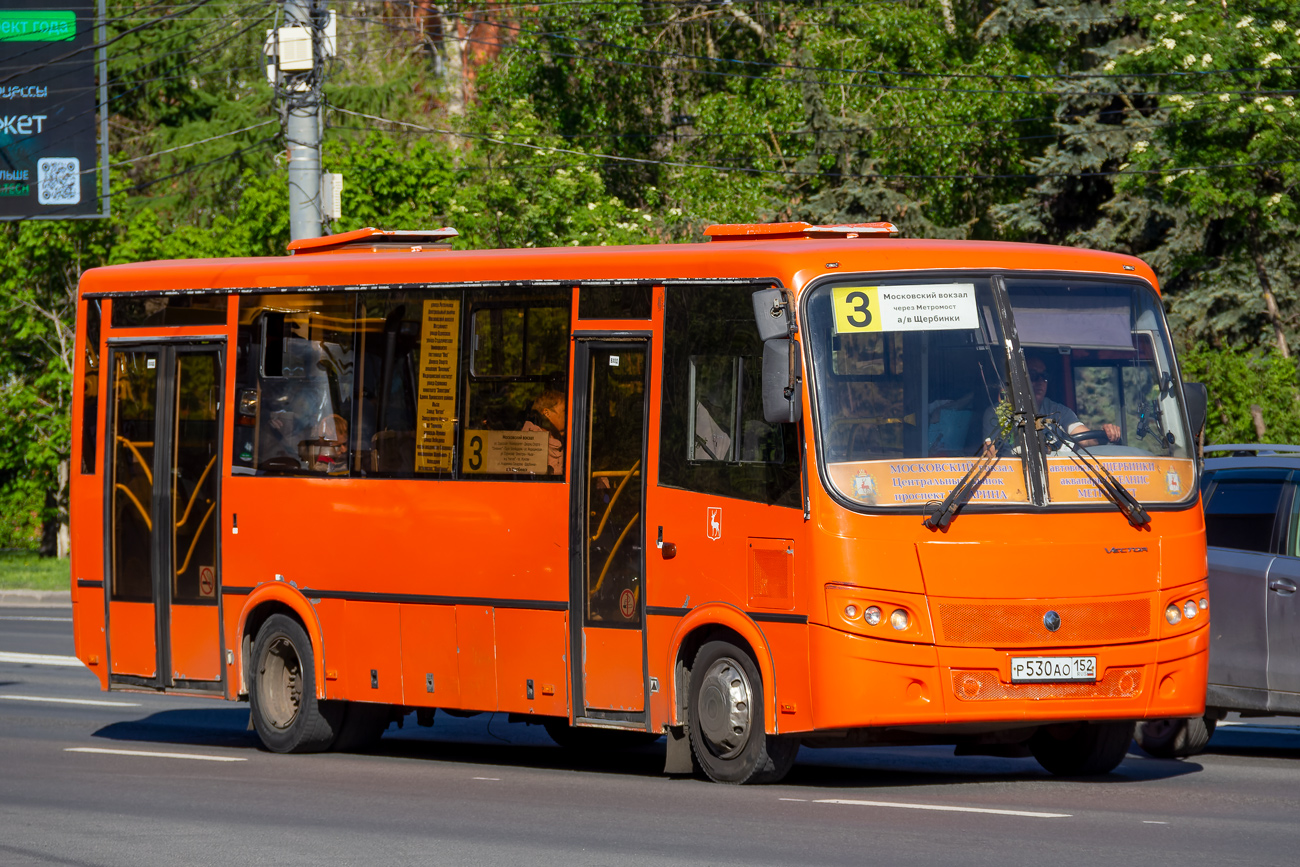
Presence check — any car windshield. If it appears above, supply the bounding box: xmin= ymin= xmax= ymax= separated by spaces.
xmin=804 ymin=274 xmax=1195 ymax=510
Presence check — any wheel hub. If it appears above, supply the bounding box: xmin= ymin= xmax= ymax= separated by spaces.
xmin=259 ymin=635 xmax=302 ymax=730
xmin=697 ymin=657 xmax=753 ymax=759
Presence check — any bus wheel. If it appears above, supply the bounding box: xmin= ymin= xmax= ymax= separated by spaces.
xmin=687 ymin=641 xmax=798 ymax=784
xmin=249 ymin=614 xmax=342 ymax=753
xmin=1029 ymin=721 xmax=1135 ymax=776
xmin=1134 ymin=714 xmax=1216 ymax=759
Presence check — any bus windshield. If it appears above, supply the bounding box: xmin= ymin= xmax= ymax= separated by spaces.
xmin=804 ymin=274 xmax=1195 ymax=510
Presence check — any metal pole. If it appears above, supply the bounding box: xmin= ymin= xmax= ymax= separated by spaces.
xmin=284 ymin=0 xmax=321 ymax=240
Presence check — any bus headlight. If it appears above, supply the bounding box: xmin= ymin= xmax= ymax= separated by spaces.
xmin=864 ymin=606 xmax=882 ymax=626
xmin=1165 ymin=603 xmax=1182 ymax=625
xmin=890 ymin=609 xmax=910 ymax=631
xmin=844 ymin=604 xmax=859 ymax=620
xmin=1183 ymin=600 xmax=1198 ymax=620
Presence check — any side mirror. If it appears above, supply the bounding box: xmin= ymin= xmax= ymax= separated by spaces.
xmin=762 ymin=338 xmax=802 ymax=424
xmin=1184 ymin=381 xmax=1208 ymax=438
xmin=751 ymin=287 xmax=791 ymax=342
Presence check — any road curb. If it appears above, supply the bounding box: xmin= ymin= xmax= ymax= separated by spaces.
xmin=0 ymin=589 xmax=73 ymax=607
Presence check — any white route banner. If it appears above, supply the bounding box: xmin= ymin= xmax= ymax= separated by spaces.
xmin=832 ymin=283 xmax=979 ymax=334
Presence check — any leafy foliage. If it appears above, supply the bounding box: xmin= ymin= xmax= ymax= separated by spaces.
xmin=6 ymin=0 xmax=1300 ymax=553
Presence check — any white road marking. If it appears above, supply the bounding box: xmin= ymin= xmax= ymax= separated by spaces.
xmin=66 ymin=747 xmax=246 ymax=762
xmin=779 ymin=798 xmax=808 ymax=802
xmin=1143 ymin=821 xmax=1168 ymax=825
xmin=472 ymin=777 xmax=501 ymax=781
xmin=815 ymin=799 xmax=1070 ymax=819
xmin=0 ymin=616 xmax=72 ymax=622
xmin=0 ymin=694 xmax=140 ymax=707
xmin=0 ymin=651 xmax=84 ymax=667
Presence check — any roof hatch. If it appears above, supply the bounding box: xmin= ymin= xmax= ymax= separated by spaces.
xmin=288 ymin=227 xmax=459 ymax=254
xmin=703 ymin=221 xmax=899 ymax=241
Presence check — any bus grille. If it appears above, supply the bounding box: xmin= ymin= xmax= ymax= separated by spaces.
xmin=934 ymin=599 xmax=1150 ymax=647
xmin=950 ymin=668 xmax=1143 ymax=702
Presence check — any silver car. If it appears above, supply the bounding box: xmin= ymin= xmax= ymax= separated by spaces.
xmin=1136 ymin=445 xmax=1300 ymax=757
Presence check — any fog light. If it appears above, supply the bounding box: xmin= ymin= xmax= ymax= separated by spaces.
xmin=1184 ymin=600 xmax=1198 ymax=619
xmin=1165 ymin=603 xmax=1182 ymax=625
xmin=890 ymin=608 xmax=909 ymax=631
xmin=864 ymin=606 xmax=882 ymax=626
xmin=1199 ymin=597 xmax=1208 ymax=610
xmin=844 ymin=604 xmax=859 ymax=620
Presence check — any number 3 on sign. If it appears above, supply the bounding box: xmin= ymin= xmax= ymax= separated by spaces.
xmin=832 ymin=286 xmax=882 ymax=334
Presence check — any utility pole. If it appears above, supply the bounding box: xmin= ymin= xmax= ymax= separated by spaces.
xmin=280 ymin=0 xmax=324 ymax=240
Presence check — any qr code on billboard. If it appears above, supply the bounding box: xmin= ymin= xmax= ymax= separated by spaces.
xmin=38 ymin=158 xmax=81 ymax=205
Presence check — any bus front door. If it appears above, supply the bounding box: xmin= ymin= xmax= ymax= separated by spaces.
xmin=106 ymin=343 xmax=225 ymax=691
xmin=570 ymin=340 xmax=649 ymax=724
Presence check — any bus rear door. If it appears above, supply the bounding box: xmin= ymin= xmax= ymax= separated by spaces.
xmin=105 ymin=342 xmax=225 ymax=690
xmin=570 ymin=338 xmax=649 ymax=726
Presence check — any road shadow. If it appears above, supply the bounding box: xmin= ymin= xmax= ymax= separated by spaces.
xmin=1200 ymin=725 xmax=1300 ymax=760
xmin=92 ymin=707 xmax=260 ymax=750
xmin=88 ymin=709 xmax=1206 ymax=789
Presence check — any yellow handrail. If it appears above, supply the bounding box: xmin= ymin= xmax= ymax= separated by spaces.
xmin=116 ymin=437 xmax=154 ymax=484
xmin=175 ymin=455 xmax=217 ymax=528
xmin=176 ymin=501 xmax=217 ymax=576
xmin=589 ymin=512 xmax=640 ymax=599
xmin=114 ymin=484 xmax=152 ymax=531
xmin=590 ymin=459 xmax=640 ymax=542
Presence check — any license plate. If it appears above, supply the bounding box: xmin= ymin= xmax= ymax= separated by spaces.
xmin=1010 ymin=656 xmax=1097 ymax=683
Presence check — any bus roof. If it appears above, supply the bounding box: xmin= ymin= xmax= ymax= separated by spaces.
xmin=78 ymin=232 xmax=1158 ymax=298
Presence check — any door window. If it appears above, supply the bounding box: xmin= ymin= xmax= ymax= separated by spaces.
xmin=171 ymin=352 xmax=222 ymax=603
xmin=110 ymin=351 xmax=159 ymax=602
xmin=1203 ymin=471 xmax=1288 ymax=553
xmin=584 ymin=347 xmax=646 ymax=626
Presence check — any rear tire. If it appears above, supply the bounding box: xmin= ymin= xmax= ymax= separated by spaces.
xmin=1135 ymin=713 xmax=1216 ymax=759
xmin=249 ymin=614 xmax=342 ymax=753
xmin=687 ymin=640 xmax=799 ymax=784
xmin=1029 ymin=721 xmax=1135 ymax=776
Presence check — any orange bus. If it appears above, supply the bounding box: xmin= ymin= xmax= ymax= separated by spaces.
xmin=69 ymin=222 xmax=1211 ymax=783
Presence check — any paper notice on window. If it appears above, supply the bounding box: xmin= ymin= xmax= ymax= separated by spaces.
xmin=461 ymin=429 xmax=549 ymax=475
xmin=415 ymin=298 xmax=460 ymax=473
xmin=833 ymin=284 xmax=979 ymax=334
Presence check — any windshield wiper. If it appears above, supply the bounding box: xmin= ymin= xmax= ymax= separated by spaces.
xmin=1043 ymin=420 xmax=1150 ymax=528
xmin=923 ymin=438 xmax=1004 ymax=531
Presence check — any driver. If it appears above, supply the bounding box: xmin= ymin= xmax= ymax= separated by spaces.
xmin=983 ymin=356 xmax=1121 ymax=446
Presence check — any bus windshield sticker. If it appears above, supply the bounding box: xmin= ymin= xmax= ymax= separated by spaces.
xmin=416 ymin=298 xmax=461 ymax=473
xmin=462 ymin=429 xmax=549 ymax=475
xmin=832 ymin=284 xmax=978 ymax=334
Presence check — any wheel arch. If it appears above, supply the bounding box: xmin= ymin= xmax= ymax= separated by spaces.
xmin=665 ymin=603 xmax=779 ymax=734
xmin=236 ymin=585 xmax=327 ymax=699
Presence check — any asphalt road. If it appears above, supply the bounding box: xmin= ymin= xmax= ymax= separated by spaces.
xmin=2 ymin=604 xmax=1299 ymax=866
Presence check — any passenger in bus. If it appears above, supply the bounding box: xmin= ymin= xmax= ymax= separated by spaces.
xmin=300 ymin=414 xmax=349 ymax=475
xmin=522 ymin=390 xmax=566 ymax=473
xmin=983 ymin=355 xmax=1121 ymax=448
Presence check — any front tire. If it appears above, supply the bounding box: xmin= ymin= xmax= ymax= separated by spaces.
xmin=687 ymin=640 xmax=798 ymax=784
xmin=1134 ymin=714 xmax=1217 ymax=759
xmin=249 ymin=614 xmax=342 ymax=753
xmin=1029 ymin=721 xmax=1135 ymax=776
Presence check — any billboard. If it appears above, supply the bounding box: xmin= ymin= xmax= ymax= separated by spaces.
xmin=0 ymin=0 xmax=105 ymax=219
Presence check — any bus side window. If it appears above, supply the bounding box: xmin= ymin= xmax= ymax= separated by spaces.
xmin=232 ymin=293 xmax=356 ymax=477
xmin=461 ymin=294 xmax=571 ymax=479
xmin=660 ymin=285 xmax=800 ymax=508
